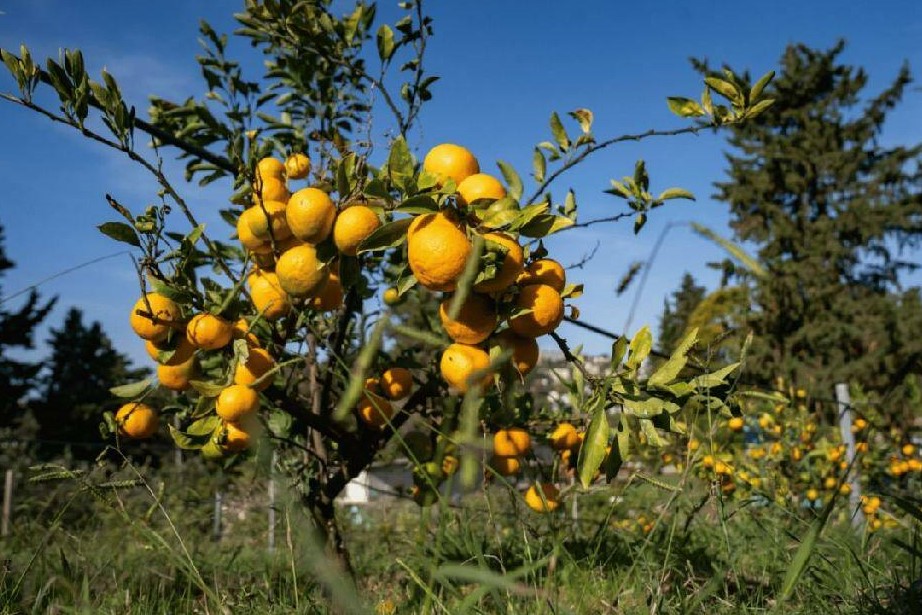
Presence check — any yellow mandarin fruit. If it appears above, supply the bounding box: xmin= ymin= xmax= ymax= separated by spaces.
xmin=222 ymin=421 xmax=252 ymax=453
xmin=439 ymin=343 xmax=492 ymax=393
xmin=407 ymin=212 xmax=472 ymax=291
xmin=231 ymin=318 xmax=260 ymax=346
xmin=308 ymin=269 xmax=343 ymax=311
xmin=702 ymin=455 xmax=715 ymax=469
xmin=357 ymin=392 xmax=395 ymax=429
xmin=714 ymin=460 xmax=732 ymax=475
xmin=805 ymin=488 xmax=819 ymax=501
xmin=852 ymin=418 xmax=868 ymax=432
xmin=442 ymin=455 xmax=459 ymax=476
xmin=284 ymin=152 xmax=311 ymax=180
xmin=902 ymin=443 xmax=916 ymax=457
xmin=116 ymin=402 xmax=159 ymax=439
xmin=839 ymin=483 xmax=852 ymax=495
xmin=274 ymin=234 xmax=305 ymax=254
xmin=333 ymin=205 xmax=381 ymax=256
xmin=493 ymin=427 xmax=531 ymax=457
xmin=256 ymin=157 xmax=286 ymax=182
xmin=145 ymin=335 xmax=195 ymax=366
xmin=130 ymin=293 xmax=181 ymax=342
xmin=380 ymin=367 xmax=413 ymax=400
xmin=908 ymin=458 xmax=922 ymax=472
xmin=524 ymin=483 xmax=560 ymax=513
xmin=688 ymin=438 xmax=700 ymax=452
xmin=253 ymin=176 xmax=290 ymax=207
xmin=234 ymin=346 xmax=275 ymax=392
xmin=287 ymin=187 xmax=336 ymax=243
xmin=237 ymin=210 xmax=272 ymax=252
xmin=186 ymin=313 xmax=233 ymax=351
xmin=792 ymin=447 xmax=803 ymax=461
xmin=382 ymin=288 xmax=401 ymax=306
xmin=157 ymin=357 xmax=198 ymax=392
xmin=456 ymin=173 xmax=506 ymax=206
xmin=423 ymin=143 xmax=479 ymax=186
xmin=824 ymin=476 xmax=837 ymax=490
xmin=490 ymin=455 xmax=521 ymax=476
xmin=728 ymin=417 xmax=745 ymax=432
xmin=439 ymin=293 xmax=497 ymax=345
xmin=246 ymin=200 xmax=291 ymax=242
xmin=548 ymin=422 xmax=580 ymax=451
xmin=275 ymin=244 xmax=329 ymax=298
xmin=517 ymin=259 xmax=566 ymax=291
xmin=216 ymin=384 xmax=260 ymax=423
xmin=856 ymin=442 xmax=868 ymax=453
xmin=474 ymin=232 xmax=524 ymax=293
xmin=509 ymin=284 xmax=564 ymax=338
xmin=493 ymin=330 xmax=539 ymax=376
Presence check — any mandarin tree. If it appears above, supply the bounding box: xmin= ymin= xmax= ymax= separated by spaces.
xmin=0 ymin=0 xmax=774 ymax=574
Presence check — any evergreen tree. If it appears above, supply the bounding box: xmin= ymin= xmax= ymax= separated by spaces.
xmin=33 ymin=307 xmax=148 ymax=454
xmin=0 ymin=222 xmax=56 ymax=426
xmin=658 ymin=272 xmax=706 ymax=352
xmin=702 ymin=41 xmax=922 ymax=396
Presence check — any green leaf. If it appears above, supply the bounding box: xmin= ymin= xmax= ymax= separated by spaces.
xmin=577 ymin=396 xmax=610 ymax=489
xmin=506 ymin=202 xmax=549 ymax=232
xmin=746 ymin=98 xmax=775 ymax=118
xmin=532 ymin=148 xmax=546 ymax=183
xmin=109 ymin=378 xmax=152 ymax=398
xmin=357 ymin=217 xmax=412 ymax=253
xmin=666 ymin=97 xmax=706 ymax=118
xmin=568 ymin=108 xmax=593 ymax=134
xmin=648 ymin=328 xmax=698 ymax=388
xmin=168 ymin=425 xmax=209 ymax=450
xmin=387 ymin=136 xmax=414 ymax=186
xmin=749 ymin=69 xmax=775 ymax=102
xmin=705 ymin=76 xmax=741 ymax=104
xmin=778 ymin=486 xmax=840 ymax=605
xmin=496 ymin=160 xmax=523 ymax=202
xmin=657 ymin=187 xmax=695 ymax=202
xmin=188 ymin=380 xmax=227 ymax=397
xmin=267 ymin=408 xmax=292 ymax=437
xmin=691 ymin=223 xmax=767 ymax=278
xmin=394 ymin=195 xmax=438 ymax=214
xmin=626 ymin=325 xmax=652 ymax=370
xmin=611 ymin=337 xmax=628 ymax=369
xmin=633 ymin=213 xmax=647 ymax=234
xmin=549 ymin=111 xmax=570 ymax=150
xmin=604 ymin=414 xmax=629 ymax=481
xmin=187 ymin=415 xmax=221 ymax=437
xmin=691 ymin=362 xmax=740 ymax=389
xmin=633 ymin=160 xmax=649 ymax=192
xmin=518 ymin=214 xmax=573 ymax=238
xmin=98 ymin=222 xmax=140 ymax=247
xmin=376 ymin=24 xmax=396 ymax=62
xmin=639 ymin=418 xmax=662 ymax=447
xmin=623 ymin=397 xmax=680 ymax=417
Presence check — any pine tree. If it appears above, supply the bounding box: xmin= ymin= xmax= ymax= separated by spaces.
xmin=658 ymin=272 xmax=706 ymax=352
xmin=703 ymin=41 xmax=922 ymax=396
xmin=0 ymin=222 xmax=56 ymax=426
xmin=33 ymin=307 xmax=148 ymax=454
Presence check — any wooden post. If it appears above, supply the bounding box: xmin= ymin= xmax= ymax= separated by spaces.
xmin=835 ymin=383 xmax=864 ymax=528
xmin=2 ymin=470 xmax=12 ymax=537
xmin=213 ymin=490 xmax=223 ymax=541
xmin=268 ymin=451 xmax=277 ymax=553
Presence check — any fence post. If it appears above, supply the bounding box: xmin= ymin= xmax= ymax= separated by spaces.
xmin=835 ymin=383 xmax=864 ymax=528
xmin=268 ymin=450 xmax=277 ymax=554
xmin=2 ymin=470 xmax=12 ymax=537
xmin=213 ymin=490 xmax=223 ymax=541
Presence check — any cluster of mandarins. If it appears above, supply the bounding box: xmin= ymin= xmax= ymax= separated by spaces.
xmin=123 ymin=287 xmax=277 ymax=454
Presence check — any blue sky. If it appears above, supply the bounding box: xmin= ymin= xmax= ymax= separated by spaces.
xmin=0 ymin=0 xmax=920 ymax=369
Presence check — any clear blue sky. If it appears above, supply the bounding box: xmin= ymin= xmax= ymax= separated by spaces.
xmin=0 ymin=1 xmax=920 ymax=369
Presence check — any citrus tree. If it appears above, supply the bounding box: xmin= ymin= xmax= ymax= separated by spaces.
xmin=0 ymin=0 xmax=775 ymax=573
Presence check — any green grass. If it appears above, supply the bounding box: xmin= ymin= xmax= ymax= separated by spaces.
xmin=2 ymin=462 xmax=921 ymax=614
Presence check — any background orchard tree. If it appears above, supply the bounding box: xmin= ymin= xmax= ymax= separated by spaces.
xmin=0 ymin=0 xmax=774 ymax=576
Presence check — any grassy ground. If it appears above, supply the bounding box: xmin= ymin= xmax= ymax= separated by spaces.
xmin=1 ymin=460 xmax=921 ymax=614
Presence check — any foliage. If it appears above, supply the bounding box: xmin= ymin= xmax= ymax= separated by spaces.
xmin=0 ymin=221 xmax=56 ymax=427
xmin=658 ymin=272 xmax=705 ymax=353
xmin=0 ymin=0 xmax=776 ymax=587
xmin=694 ymin=41 xmax=922 ymax=400
xmin=31 ymin=307 xmax=150 ymax=459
